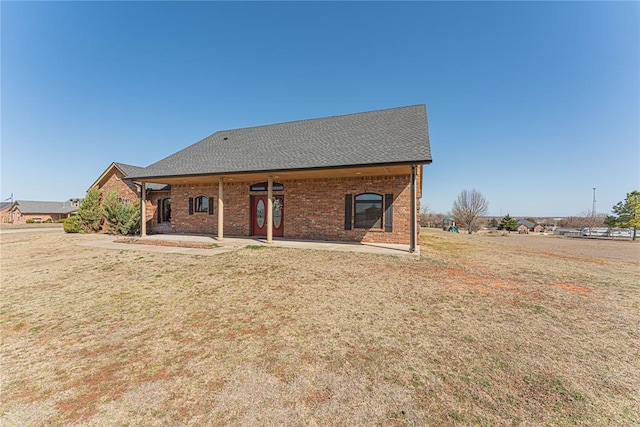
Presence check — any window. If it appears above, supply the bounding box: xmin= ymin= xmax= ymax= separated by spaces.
xmin=354 ymin=193 xmax=383 ymax=229
xmin=162 ymin=198 xmax=171 ymax=222
xmin=250 ymin=182 xmax=284 ymax=192
xmin=194 ymin=196 xmax=209 ymax=213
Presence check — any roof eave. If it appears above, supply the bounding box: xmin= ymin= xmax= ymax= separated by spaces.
xmin=128 ymin=159 xmax=433 ymax=182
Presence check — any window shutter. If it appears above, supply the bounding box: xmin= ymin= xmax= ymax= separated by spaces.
xmin=385 ymin=194 xmax=393 ymax=232
xmin=188 ymin=197 xmax=194 ymax=215
xmin=344 ymin=194 xmax=353 ymax=230
xmin=208 ymin=196 xmax=214 ymax=215
xmin=157 ymin=199 xmax=162 ymax=223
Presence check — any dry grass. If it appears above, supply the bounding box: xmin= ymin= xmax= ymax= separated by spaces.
xmin=1 ymin=230 xmax=638 ymax=426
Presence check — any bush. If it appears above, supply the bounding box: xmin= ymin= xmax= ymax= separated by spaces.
xmin=102 ymin=191 xmax=140 ymax=235
xmin=26 ymin=219 xmax=35 ymax=224
xmin=45 ymin=218 xmax=53 ymax=223
xmin=77 ymin=187 xmax=103 ymax=232
xmin=63 ymin=216 xmax=82 ymax=233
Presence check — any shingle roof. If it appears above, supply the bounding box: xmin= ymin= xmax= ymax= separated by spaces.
xmin=114 ymin=163 xmax=147 ymax=177
xmin=0 ymin=202 xmax=12 ymax=210
xmin=129 ymin=105 xmax=431 ymax=180
xmin=11 ymin=200 xmax=79 ymax=214
xmin=517 ymin=219 xmax=536 ymax=228
xmin=145 ymin=183 xmax=171 ymax=191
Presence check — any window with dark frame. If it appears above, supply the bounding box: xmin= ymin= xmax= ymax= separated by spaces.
xmin=194 ymin=196 xmax=209 ymax=213
xmin=162 ymin=198 xmax=171 ymax=222
xmin=354 ymin=193 xmax=383 ymax=229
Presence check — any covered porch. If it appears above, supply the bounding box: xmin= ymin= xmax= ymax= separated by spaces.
xmin=137 ymin=163 xmax=421 ymax=253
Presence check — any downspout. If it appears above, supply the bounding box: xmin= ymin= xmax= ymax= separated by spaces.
xmin=410 ymin=164 xmax=416 ymax=253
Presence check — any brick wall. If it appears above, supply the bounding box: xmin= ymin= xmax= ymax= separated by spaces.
xmin=170 ymin=174 xmax=417 ymax=244
xmin=0 ymin=206 xmax=13 ymax=223
xmin=99 ymin=169 xmax=138 ymax=203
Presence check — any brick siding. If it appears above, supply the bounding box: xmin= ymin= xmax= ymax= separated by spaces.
xmin=171 ymin=174 xmax=419 ymax=244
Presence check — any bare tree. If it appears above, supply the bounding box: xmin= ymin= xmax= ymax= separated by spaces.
xmin=452 ymin=189 xmax=489 ymax=234
xmin=419 ymin=204 xmax=429 ymax=227
xmin=419 ymin=204 xmax=447 ymax=228
xmin=558 ymin=211 xmax=606 ymax=229
xmin=581 ymin=210 xmax=606 ymax=230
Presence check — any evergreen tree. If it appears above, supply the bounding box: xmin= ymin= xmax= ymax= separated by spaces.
xmin=499 ymin=214 xmax=518 ymax=231
xmin=609 ymin=190 xmax=640 ymax=241
xmin=77 ymin=187 xmax=103 ymax=232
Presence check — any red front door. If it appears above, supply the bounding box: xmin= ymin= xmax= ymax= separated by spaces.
xmin=251 ymin=195 xmax=284 ymax=237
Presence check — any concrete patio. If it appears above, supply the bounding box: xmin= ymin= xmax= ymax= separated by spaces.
xmin=80 ymin=233 xmax=420 ymax=258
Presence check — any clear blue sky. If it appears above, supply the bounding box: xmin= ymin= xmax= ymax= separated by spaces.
xmin=2 ymin=1 xmax=638 ymax=217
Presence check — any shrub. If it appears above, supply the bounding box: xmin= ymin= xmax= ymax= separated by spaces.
xmin=26 ymin=219 xmax=35 ymax=224
xmin=77 ymin=187 xmax=103 ymax=232
xmin=45 ymin=218 xmax=53 ymax=223
xmin=102 ymin=191 xmax=140 ymax=235
xmin=63 ymin=216 xmax=82 ymax=233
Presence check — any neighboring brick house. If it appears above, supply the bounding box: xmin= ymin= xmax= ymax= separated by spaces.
xmin=91 ymin=162 xmax=171 ymax=233
xmin=0 ymin=202 xmax=14 ymax=223
xmin=126 ymin=105 xmax=432 ymax=252
xmin=517 ymin=219 xmax=545 ymax=234
xmin=533 ymin=224 xmax=545 ymax=233
xmin=5 ymin=199 xmax=80 ymax=224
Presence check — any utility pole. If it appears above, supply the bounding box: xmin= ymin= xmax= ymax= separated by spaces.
xmin=592 ymin=187 xmax=596 ymax=217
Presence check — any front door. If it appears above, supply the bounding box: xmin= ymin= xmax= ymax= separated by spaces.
xmin=251 ymin=195 xmax=284 ymax=237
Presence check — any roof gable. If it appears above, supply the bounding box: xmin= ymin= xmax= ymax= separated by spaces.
xmin=130 ymin=105 xmax=431 ymax=180
xmin=91 ymin=162 xmax=170 ymax=191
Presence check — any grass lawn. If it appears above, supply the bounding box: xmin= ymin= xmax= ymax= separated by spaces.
xmin=1 ymin=229 xmax=639 ymax=425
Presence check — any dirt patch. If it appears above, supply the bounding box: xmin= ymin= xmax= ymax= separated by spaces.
xmin=548 ymin=282 xmax=593 ymax=295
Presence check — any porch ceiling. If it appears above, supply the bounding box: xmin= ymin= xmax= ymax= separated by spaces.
xmin=139 ymin=164 xmax=415 ymax=185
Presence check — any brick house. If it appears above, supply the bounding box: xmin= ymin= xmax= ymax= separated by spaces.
xmin=91 ymin=162 xmax=171 ymax=233
xmin=4 ymin=199 xmax=80 ymax=224
xmin=517 ymin=219 xmax=545 ymax=234
xmin=127 ymin=105 xmax=432 ymax=252
xmin=0 ymin=202 xmax=14 ymax=223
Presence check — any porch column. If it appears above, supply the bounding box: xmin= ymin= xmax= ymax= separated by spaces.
xmin=410 ymin=164 xmax=416 ymax=253
xmin=266 ymin=175 xmax=273 ymax=243
xmin=140 ymin=182 xmax=147 ymax=237
xmin=217 ymin=178 xmax=224 ymax=241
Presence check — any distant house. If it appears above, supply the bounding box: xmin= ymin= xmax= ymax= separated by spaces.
xmin=517 ymin=219 xmax=544 ymax=234
xmin=533 ymin=224 xmax=545 ymax=233
xmin=108 ymin=105 xmax=432 ymax=251
xmin=0 ymin=202 xmax=13 ymax=223
xmin=5 ymin=199 xmax=80 ymax=224
xmin=91 ymin=162 xmax=171 ymax=233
